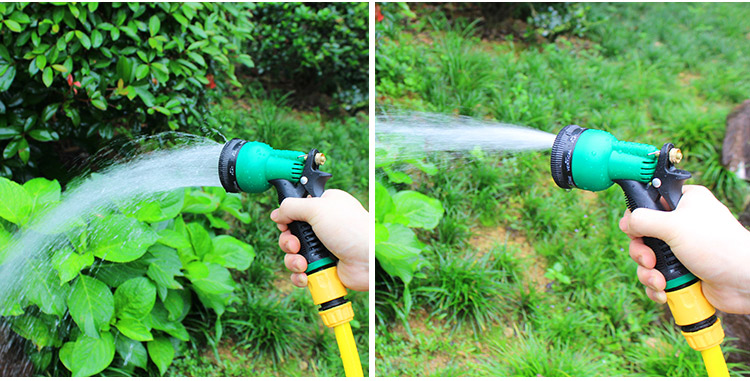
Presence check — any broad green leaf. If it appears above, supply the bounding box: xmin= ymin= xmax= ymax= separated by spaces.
xmin=148 ymin=336 xmax=174 ymax=376
xmin=375 ymin=182 xmax=394 ymax=223
xmin=87 ymin=215 xmax=158 ymax=262
xmin=59 ymin=342 xmax=74 ymax=370
xmin=186 ymin=222 xmax=212 ymax=261
xmin=163 ymin=289 xmax=190 ymax=321
xmin=218 ymin=194 xmax=251 ymax=223
xmin=4 ymin=20 xmax=22 ymax=33
xmin=115 ymin=318 xmax=153 ymax=341
xmin=181 ymin=189 xmax=220 ymax=214
xmin=205 ymin=235 xmax=254 ymax=271
xmin=42 ymin=103 xmax=60 ymax=121
xmin=67 ymin=275 xmax=115 ymax=338
xmin=17 ymin=138 xmax=29 ymax=164
xmin=42 ymin=66 xmax=53 ymax=87
xmin=0 ymin=177 xmax=32 ymax=225
xmin=29 ymin=128 xmax=57 ymax=142
xmin=156 ymin=229 xmax=190 ymax=249
xmin=114 ymin=277 xmax=156 ymax=319
xmin=375 ymin=223 xmax=426 ymax=286
xmin=36 ymin=55 xmax=47 ymax=70
xmin=91 ymin=29 xmax=103 ymax=48
xmin=205 ymin=213 xmax=230 ymax=229
xmin=145 ymin=245 xmax=183 ymax=290
xmin=389 ymin=190 xmax=445 ymax=229
xmin=124 ymin=189 xmax=184 ymax=223
xmin=93 ymin=262 xmax=147 ymax=288
xmin=148 ymin=302 xmax=189 ymax=340
xmin=134 ymin=85 xmax=154 ymax=107
xmin=11 ymin=314 xmax=61 ymax=349
xmin=188 ymin=262 xmax=234 ymax=295
xmin=135 ymin=64 xmax=149 ymax=80
xmin=23 ymin=177 xmax=61 ymax=213
xmin=115 ymin=335 xmax=148 ymax=369
xmin=0 ymin=65 xmax=16 ymax=91
xmin=3 ymin=139 xmax=19 ymax=158
xmin=52 ymin=248 xmax=94 ymax=284
xmin=0 ymin=127 xmax=17 ymax=139
xmin=51 ymin=64 xmax=67 ymax=72
xmin=91 ymin=98 xmax=107 ymax=110
xmin=70 ymin=331 xmax=115 ymax=377
xmin=149 ymin=15 xmax=161 ymax=36
xmin=75 ymin=30 xmax=91 ymax=49
xmin=28 ymin=263 xmax=70 ymax=317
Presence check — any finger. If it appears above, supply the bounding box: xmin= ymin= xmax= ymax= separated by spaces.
xmin=646 ymin=287 xmax=668 ymax=304
xmin=284 ymin=253 xmax=308 ymax=273
xmin=276 ymin=223 xmax=289 ymax=232
xmin=628 ymin=207 xmax=676 ymax=242
xmin=279 ymin=230 xmax=301 ymax=254
xmin=273 ymin=197 xmax=321 ymax=225
xmin=637 ymin=265 xmax=666 ymax=291
xmin=618 ymin=209 xmax=630 ymax=234
xmin=629 ymin=238 xmax=656 ymax=268
xmin=290 ymin=272 xmax=308 ymax=288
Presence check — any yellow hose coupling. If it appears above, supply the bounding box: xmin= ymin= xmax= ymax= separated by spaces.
xmin=666 ymin=281 xmax=715 ymax=326
xmin=307 ymin=266 xmax=348 ymax=305
xmin=682 ymin=318 xmax=725 ymax=351
xmin=320 ymin=301 xmax=354 ymax=328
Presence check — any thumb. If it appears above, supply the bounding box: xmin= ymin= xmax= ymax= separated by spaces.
xmin=272 ymin=197 xmax=321 ymax=225
xmin=627 ymin=207 xmax=677 ymax=242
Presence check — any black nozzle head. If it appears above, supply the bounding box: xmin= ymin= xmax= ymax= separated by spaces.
xmin=218 ymin=138 xmax=247 ymax=193
xmin=550 ymin=125 xmax=587 ymax=189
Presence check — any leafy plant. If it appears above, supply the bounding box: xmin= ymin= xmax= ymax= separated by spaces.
xmin=0 ymin=2 xmax=254 ymax=181
xmin=245 ymin=2 xmax=368 ymax=111
xmin=0 ymin=177 xmax=255 ymax=376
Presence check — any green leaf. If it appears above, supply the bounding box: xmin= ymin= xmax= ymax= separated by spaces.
xmin=42 ymin=66 xmax=53 ymax=87
xmin=163 ymin=289 xmax=190 ymax=321
xmin=11 ymin=314 xmax=61 ymax=349
xmin=75 ymin=30 xmax=91 ymax=49
xmin=0 ymin=127 xmax=17 ymax=140
xmin=149 ymin=15 xmax=161 ymax=36
xmin=115 ymin=335 xmax=148 ymax=369
xmin=145 ymin=245 xmax=184 ymax=290
xmin=52 ymin=248 xmax=94 ymax=284
xmin=156 ymin=229 xmax=190 ymax=249
xmin=36 ymin=55 xmax=47 ymax=70
xmin=148 ymin=336 xmax=174 ymax=376
xmin=4 ymin=20 xmax=22 ymax=33
xmin=188 ymin=262 xmax=235 ymax=295
xmin=17 ymin=138 xmax=29 ymax=164
xmin=51 ymin=64 xmax=68 ymax=72
xmin=186 ymin=222 xmax=213 ymax=260
xmin=0 ymin=65 xmax=16 ymax=92
xmin=148 ymin=302 xmax=189 ymax=340
xmin=375 ymin=182 xmax=395 ymax=223
xmin=114 ymin=277 xmax=156 ymax=319
xmin=91 ymin=29 xmax=103 ymax=48
xmin=375 ymin=223 xmax=426 ymax=286
xmin=134 ymin=86 xmax=155 ymax=107
xmin=42 ymin=103 xmax=60 ymax=121
xmin=91 ymin=98 xmax=107 ymax=110
xmin=24 ymin=177 xmax=61 ymax=214
xmin=205 ymin=235 xmax=255 ymax=271
xmin=94 ymin=262 xmax=147 ymax=288
xmin=67 ymin=275 xmax=115 ymax=338
xmin=115 ymin=318 xmax=154 ymax=341
xmin=181 ymin=189 xmax=220 ymax=214
xmin=388 ymin=190 xmax=445 ymax=229
xmin=27 ymin=262 xmax=70 ymax=317
xmin=87 ymin=215 xmax=158 ymax=262
xmin=29 ymin=129 xmax=57 ymax=142
xmin=70 ymin=331 xmax=115 ymax=377
xmin=0 ymin=177 xmax=32 ymax=225
xmin=135 ymin=64 xmax=149 ymax=80
xmin=3 ymin=138 xmax=19 ymax=159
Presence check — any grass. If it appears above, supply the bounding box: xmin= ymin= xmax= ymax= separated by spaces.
xmin=165 ymin=84 xmax=369 ymax=376
xmin=376 ymin=2 xmax=750 ymax=377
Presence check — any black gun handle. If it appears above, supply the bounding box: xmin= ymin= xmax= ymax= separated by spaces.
xmin=269 ymin=179 xmax=337 ymax=271
xmin=615 ymin=180 xmax=695 ymax=290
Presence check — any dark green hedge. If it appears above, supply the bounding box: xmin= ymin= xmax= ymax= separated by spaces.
xmin=0 ymin=2 xmax=253 ymax=182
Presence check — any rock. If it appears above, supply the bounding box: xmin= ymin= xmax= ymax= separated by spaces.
xmin=722 ymin=100 xmax=750 ymax=180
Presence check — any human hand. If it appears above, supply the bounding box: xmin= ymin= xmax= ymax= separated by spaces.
xmin=619 ymin=185 xmax=750 ymax=313
xmin=270 ymin=189 xmax=369 ymax=292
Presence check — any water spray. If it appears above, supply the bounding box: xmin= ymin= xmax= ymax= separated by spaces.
xmin=217 ymin=139 xmax=363 ymax=377
xmin=550 ymin=125 xmax=728 ymax=377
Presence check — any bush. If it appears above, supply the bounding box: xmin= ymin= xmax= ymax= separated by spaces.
xmin=245 ymin=2 xmax=368 ymax=111
xmin=0 ymin=2 xmax=253 ymax=182
xmin=0 ymin=177 xmax=256 ymax=376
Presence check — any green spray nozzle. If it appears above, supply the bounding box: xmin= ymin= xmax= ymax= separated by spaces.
xmin=218 ymin=139 xmax=305 ymax=194
xmin=550 ymin=125 xmax=658 ymax=191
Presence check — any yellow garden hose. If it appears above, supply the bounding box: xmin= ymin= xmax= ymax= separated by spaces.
xmin=701 ymin=346 xmax=729 ymax=377
xmin=334 ymin=322 xmax=363 ymax=377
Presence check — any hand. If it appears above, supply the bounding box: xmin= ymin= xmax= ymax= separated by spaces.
xmin=270 ymin=189 xmax=369 ymax=292
xmin=619 ymin=185 xmax=750 ymax=314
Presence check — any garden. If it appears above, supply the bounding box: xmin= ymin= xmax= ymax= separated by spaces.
xmin=375 ymin=2 xmax=750 ymax=377
xmin=0 ymin=2 xmax=368 ymax=377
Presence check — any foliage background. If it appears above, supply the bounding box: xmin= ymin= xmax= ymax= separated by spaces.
xmin=0 ymin=2 xmax=368 ymax=377
xmin=375 ymin=2 xmax=750 ymax=377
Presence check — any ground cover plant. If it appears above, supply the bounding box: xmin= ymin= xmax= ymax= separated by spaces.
xmin=1 ymin=2 xmax=368 ymax=377
xmin=376 ymin=2 xmax=750 ymax=376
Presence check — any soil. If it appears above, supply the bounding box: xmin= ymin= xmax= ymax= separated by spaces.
xmin=0 ymin=326 xmax=33 ymax=377
xmin=468 ymin=224 xmax=549 ymax=293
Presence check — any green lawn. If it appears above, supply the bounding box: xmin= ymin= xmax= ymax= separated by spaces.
xmin=376 ymin=2 xmax=750 ymax=377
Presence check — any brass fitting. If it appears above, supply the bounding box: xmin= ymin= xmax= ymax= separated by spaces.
xmin=304 ymin=152 xmax=327 ymax=166
xmin=669 ymin=148 xmax=683 ymax=164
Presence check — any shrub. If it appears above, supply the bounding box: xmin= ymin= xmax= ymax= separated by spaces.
xmin=245 ymin=2 xmax=368 ymax=111
xmin=0 ymin=177 xmax=255 ymax=376
xmin=0 ymin=2 xmax=253 ymax=182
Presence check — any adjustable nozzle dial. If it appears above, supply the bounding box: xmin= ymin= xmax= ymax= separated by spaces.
xmin=550 ymin=125 xmax=587 ymax=189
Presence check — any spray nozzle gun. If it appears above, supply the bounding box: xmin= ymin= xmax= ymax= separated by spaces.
xmin=216 ymin=139 xmax=362 ymax=377
xmin=549 ymin=125 xmax=727 ymax=377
